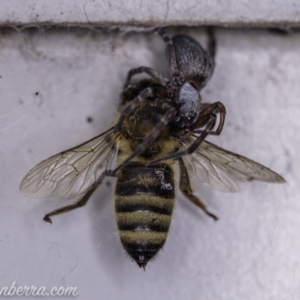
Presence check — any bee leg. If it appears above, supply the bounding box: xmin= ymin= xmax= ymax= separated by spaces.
xmin=206 ymin=27 xmax=216 ymax=63
xmin=179 ymin=158 xmax=218 ymax=221
xmin=111 ymin=107 xmax=177 ymax=175
xmin=126 ymin=66 xmax=169 ymax=86
xmin=147 ymin=113 xmax=217 ymax=166
xmin=43 ymin=156 xmax=112 ymax=224
xmin=43 ymin=187 xmax=98 ymax=224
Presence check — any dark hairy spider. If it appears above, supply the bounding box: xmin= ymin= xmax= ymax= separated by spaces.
xmin=112 ymin=28 xmax=226 ymax=171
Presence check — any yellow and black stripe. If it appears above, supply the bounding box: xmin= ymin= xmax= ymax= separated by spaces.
xmin=115 ymin=162 xmax=175 ymax=268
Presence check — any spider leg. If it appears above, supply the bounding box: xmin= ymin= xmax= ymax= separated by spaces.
xmin=111 ymin=107 xmax=177 ymax=176
xmin=158 ymin=29 xmax=179 ymax=77
xmin=192 ymin=101 xmax=226 ymax=135
xmin=147 ymin=113 xmax=217 ymax=165
xmin=206 ymin=27 xmax=216 ymax=64
xmin=114 ymin=87 xmax=154 ymax=133
xmin=126 ymin=66 xmax=169 ymax=86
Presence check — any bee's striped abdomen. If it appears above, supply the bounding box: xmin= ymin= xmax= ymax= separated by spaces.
xmin=115 ymin=162 xmax=175 ymax=268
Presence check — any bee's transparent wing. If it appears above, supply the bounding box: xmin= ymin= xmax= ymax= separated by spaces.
xmin=183 ymin=140 xmax=285 ymax=193
xmin=20 ymin=127 xmax=118 ymax=199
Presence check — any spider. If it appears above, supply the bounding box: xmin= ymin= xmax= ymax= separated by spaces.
xmin=112 ymin=28 xmax=226 ymax=173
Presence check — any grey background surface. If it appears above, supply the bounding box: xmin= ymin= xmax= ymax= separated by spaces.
xmin=0 ymin=27 xmax=299 ymax=299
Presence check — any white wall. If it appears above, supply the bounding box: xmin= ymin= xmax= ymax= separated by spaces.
xmin=0 ymin=26 xmax=299 ymax=300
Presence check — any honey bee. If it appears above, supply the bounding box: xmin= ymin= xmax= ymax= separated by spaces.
xmin=20 ymin=29 xmax=285 ymax=269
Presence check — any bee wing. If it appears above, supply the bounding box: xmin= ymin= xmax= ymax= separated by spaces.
xmin=183 ymin=140 xmax=285 ymax=193
xmin=20 ymin=127 xmax=118 ymax=199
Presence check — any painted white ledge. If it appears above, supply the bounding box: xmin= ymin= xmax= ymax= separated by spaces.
xmin=0 ymin=0 xmax=300 ymax=27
